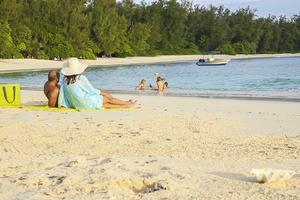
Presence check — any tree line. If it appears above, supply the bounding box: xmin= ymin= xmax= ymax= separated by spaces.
xmin=0 ymin=0 xmax=299 ymax=59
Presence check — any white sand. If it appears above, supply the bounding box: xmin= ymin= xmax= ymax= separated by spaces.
xmin=1 ymin=53 xmax=300 ymax=73
xmin=0 ymin=90 xmax=299 ymax=199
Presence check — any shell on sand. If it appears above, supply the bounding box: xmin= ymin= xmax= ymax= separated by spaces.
xmin=250 ymin=168 xmax=296 ymax=183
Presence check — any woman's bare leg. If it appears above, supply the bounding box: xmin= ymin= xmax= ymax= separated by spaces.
xmin=103 ymin=103 xmax=134 ymax=109
xmin=110 ymin=98 xmax=132 ymax=105
xmin=101 ymin=91 xmax=113 ymax=99
xmin=101 ymin=93 xmax=134 ymax=105
xmin=102 ymin=96 xmax=135 ymax=106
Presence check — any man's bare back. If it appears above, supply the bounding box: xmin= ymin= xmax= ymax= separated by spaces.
xmin=44 ymin=70 xmax=60 ymax=107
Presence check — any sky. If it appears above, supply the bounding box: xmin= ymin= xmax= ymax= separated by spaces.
xmin=133 ymin=0 xmax=300 ymax=17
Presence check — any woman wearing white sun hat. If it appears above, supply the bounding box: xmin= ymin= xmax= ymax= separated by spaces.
xmin=58 ymin=58 xmax=136 ymax=109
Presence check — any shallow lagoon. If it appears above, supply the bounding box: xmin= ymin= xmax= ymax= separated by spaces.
xmin=1 ymin=57 xmax=300 ymax=100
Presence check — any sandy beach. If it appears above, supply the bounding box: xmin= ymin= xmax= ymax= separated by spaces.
xmin=0 ymin=90 xmax=299 ymax=199
xmin=1 ymin=53 xmax=300 ymax=73
xmin=1 ymin=0 xmax=300 ymax=197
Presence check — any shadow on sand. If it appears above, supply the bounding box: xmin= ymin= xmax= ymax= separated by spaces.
xmin=208 ymin=171 xmax=257 ymax=183
xmin=23 ymin=101 xmax=47 ymax=106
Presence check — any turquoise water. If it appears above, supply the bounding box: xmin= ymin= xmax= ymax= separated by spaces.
xmin=1 ymin=57 xmax=300 ymax=100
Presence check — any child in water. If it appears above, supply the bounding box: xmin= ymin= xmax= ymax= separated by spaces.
xmin=136 ymin=79 xmax=149 ymax=90
xmin=163 ymin=82 xmax=168 ymax=91
xmin=136 ymin=73 xmax=168 ymax=92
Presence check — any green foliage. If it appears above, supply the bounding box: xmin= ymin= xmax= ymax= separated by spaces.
xmin=30 ymin=39 xmax=48 ymax=59
xmin=0 ymin=0 xmax=18 ymax=23
xmin=233 ymin=41 xmax=256 ymax=54
xmin=149 ymin=49 xmax=200 ymax=56
xmin=91 ymin=0 xmax=127 ymax=57
xmin=46 ymin=34 xmax=75 ymax=59
xmin=0 ymin=21 xmax=21 ymax=58
xmin=0 ymin=0 xmax=299 ymax=59
xmin=77 ymin=49 xmax=97 ymax=60
xmin=86 ymin=41 xmax=102 ymax=56
xmin=13 ymin=24 xmax=32 ymax=56
xmin=217 ymin=44 xmax=236 ymax=55
xmin=160 ymin=0 xmax=188 ymax=49
xmin=127 ymin=23 xmax=151 ymax=55
xmin=143 ymin=1 xmax=164 ymax=50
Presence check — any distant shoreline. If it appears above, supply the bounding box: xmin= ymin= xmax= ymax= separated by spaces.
xmin=0 ymin=53 xmax=300 ymax=74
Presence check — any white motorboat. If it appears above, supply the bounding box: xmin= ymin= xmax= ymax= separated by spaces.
xmin=196 ymin=57 xmax=230 ymax=66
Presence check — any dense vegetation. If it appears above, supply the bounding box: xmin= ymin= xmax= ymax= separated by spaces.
xmin=0 ymin=0 xmax=299 ymax=59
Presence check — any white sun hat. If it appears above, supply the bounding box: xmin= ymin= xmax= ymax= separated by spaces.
xmin=61 ymin=57 xmax=88 ymax=76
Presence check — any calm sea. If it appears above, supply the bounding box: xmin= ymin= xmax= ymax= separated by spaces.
xmin=1 ymin=57 xmax=300 ymax=100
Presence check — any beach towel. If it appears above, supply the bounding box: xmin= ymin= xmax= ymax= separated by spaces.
xmin=0 ymin=104 xmax=134 ymax=112
xmin=0 ymin=84 xmax=21 ymax=107
xmin=20 ymin=105 xmax=132 ymax=112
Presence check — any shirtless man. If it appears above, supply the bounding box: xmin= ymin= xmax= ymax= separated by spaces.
xmin=44 ymin=70 xmax=60 ymax=107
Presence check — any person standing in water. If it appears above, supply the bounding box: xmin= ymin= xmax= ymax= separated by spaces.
xmin=154 ymin=73 xmax=168 ymax=92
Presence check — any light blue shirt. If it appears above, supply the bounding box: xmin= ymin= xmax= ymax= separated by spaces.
xmin=58 ymin=75 xmax=103 ymax=109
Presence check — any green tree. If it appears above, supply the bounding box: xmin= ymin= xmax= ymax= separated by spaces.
xmin=118 ymin=0 xmax=151 ymax=55
xmin=143 ymin=0 xmax=164 ymax=51
xmin=0 ymin=0 xmax=18 ymax=23
xmin=46 ymin=34 xmax=75 ymax=59
xmin=160 ymin=0 xmax=188 ymax=50
xmin=13 ymin=24 xmax=32 ymax=57
xmin=0 ymin=0 xmax=300 ymax=59
xmin=217 ymin=43 xmax=236 ymax=55
xmin=58 ymin=0 xmax=90 ymax=51
xmin=91 ymin=0 xmax=127 ymax=57
xmin=0 ymin=21 xmax=21 ymax=58
xmin=127 ymin=23 xmax=151 ymax=55
xmin=229 ymin=8 xmax=258 ymax=43
xmin=294 ymin=15 xmax=300 ymax=50
xmin=233 ymin=41 xmax=256 ymax=54
xmin=256 ymin=17 xmax=275 ymax=53
xmin=278 ymin=17 xmax=299 ymax=52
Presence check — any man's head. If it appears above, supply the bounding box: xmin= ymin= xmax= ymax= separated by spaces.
xmin=48 ymin=70 xmax=60 ymax=83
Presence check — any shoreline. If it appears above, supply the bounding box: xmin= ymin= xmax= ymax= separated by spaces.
xmin=0 ymin=53 xmax=300 ymax=74
xmin=105 ymin=90 xmax=300 ymax=103
xmin=20 ymin=87 xmax=300 ymax=103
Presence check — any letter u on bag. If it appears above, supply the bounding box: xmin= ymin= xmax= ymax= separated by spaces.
xmin=3 ymin=86 xmax=16 ymax=103
xmin=0 ymin=84 xmax=21 ymax=106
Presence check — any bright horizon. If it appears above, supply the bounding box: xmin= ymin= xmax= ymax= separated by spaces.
xmin=132 ymin=0 xmax=300 ymax=17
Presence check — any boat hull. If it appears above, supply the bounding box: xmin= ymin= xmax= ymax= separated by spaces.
xmin=196 ymin=59 xmax=230 ymax=66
